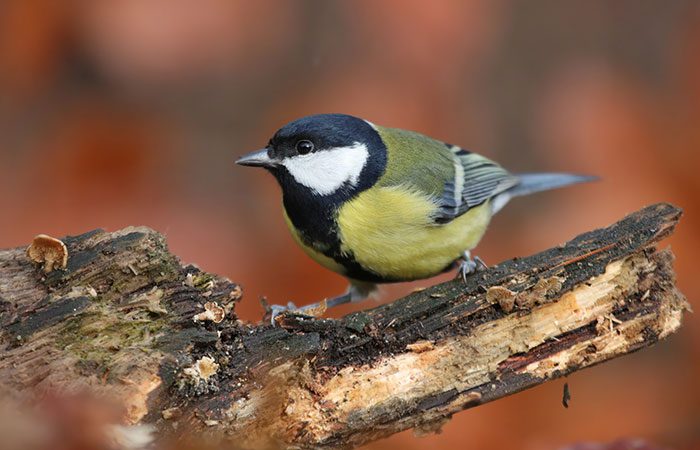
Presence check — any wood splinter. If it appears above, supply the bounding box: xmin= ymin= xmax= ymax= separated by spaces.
xmin=0 ymin=204 xmax=690 ymax=449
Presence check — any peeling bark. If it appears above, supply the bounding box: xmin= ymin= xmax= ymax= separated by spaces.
xmin=0 ymin=204 xmax=689 ymax=449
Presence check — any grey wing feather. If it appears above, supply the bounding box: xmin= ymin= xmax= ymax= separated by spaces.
xmin=435 ymin=147 xmax=518 ymax=224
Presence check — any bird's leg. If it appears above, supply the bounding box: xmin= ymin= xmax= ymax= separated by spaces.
xmin=457 ymin=250 xmax=487 ymax=282
xmin=268 ymin=283 xmax=374 ymax=325
xmin=300 ymin=292 xmax=352 ymax=313
xmin=268 ymin=293 xmax=352 ymax=324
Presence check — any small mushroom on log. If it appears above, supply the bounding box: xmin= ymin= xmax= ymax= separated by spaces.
xmin=26 ymin=234 xmax=68 ymax=273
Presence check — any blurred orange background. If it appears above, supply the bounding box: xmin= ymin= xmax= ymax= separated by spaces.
xmin=1 ymin=1 xmax=699 ymax=449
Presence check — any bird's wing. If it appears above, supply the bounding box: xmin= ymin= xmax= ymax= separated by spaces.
xmin=375 ymin=127 xmax=457 ymax=197
xmin=374 ymin=126 xmax=518 ymax=224
xmin=434 ymin=145 xmax=519 ymax=223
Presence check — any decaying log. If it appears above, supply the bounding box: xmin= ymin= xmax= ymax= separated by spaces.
xmin=0 ymin=203 xmax=689 ymax=449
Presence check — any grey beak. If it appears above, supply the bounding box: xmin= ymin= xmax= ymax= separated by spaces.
xmin=235 ymin=148 xmax=277 ymax=168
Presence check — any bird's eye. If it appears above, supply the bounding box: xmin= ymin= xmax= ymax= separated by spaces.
xmin=295 ymin=140 xmax=314 ymax=155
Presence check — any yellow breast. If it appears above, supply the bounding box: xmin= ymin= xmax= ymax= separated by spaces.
xmin=336 ymin=185 xmax=492 ymax=281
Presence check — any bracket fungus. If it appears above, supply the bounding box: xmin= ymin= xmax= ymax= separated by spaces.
xmin=26 ymin=234 xmax=68 ymax=273
xmin=183 ymin=356 xmax=219 ymax=382
xmin=193 ymin=301 xmax=225 ymax=323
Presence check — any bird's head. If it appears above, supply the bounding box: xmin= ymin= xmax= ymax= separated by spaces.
xmin=237 ymin=114 xmax=387 ymax=198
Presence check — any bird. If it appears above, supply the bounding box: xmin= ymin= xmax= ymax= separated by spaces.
xmin=236 ymin=113 xmax=594 ymax=321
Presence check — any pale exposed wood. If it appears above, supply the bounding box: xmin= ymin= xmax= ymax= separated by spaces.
xmin=0 ymin=204 xmax=689 ymax=449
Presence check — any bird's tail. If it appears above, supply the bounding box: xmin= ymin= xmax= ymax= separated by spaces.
xmin=491 ymin=173 xmax=596 ymax=214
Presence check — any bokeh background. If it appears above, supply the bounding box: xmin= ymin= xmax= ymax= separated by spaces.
xmin=1 ymin=1 xmax=699 ymax=449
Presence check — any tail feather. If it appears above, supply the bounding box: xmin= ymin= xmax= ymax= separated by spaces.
xmin=491 ymin=173 xmax=596 ymax=214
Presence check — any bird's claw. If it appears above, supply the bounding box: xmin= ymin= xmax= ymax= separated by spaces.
xmin=268 ymin=301 xmax=300 ymax=325
xmin=458 ymin=251 xmax=487 ymax=283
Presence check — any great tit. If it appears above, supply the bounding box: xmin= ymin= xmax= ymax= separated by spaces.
xmin=237 ymin=114 xmax=593 ymax=318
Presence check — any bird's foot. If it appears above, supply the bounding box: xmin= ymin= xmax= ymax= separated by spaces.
xmin=458 ymin=250 xmax=487 ymax=282
xmin=268 ymin=301 xmax=301 ymax=325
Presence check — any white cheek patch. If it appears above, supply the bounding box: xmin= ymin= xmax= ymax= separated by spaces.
xmin=282 ymin=143 xmax=369 ymax=196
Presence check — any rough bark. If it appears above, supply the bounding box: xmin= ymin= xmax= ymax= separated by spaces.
xmin=0 ymin=203 xmax=689 ymax=449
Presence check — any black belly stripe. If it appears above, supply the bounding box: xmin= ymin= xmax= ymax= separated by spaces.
xmin=286 ymin=211 xmax=390 ymax=282
xmin=281 ymin=186 xmax=389 ymax=283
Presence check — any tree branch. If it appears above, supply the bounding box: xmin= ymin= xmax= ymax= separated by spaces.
xmin=0 ymin=203 xmax=689 ymax=449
